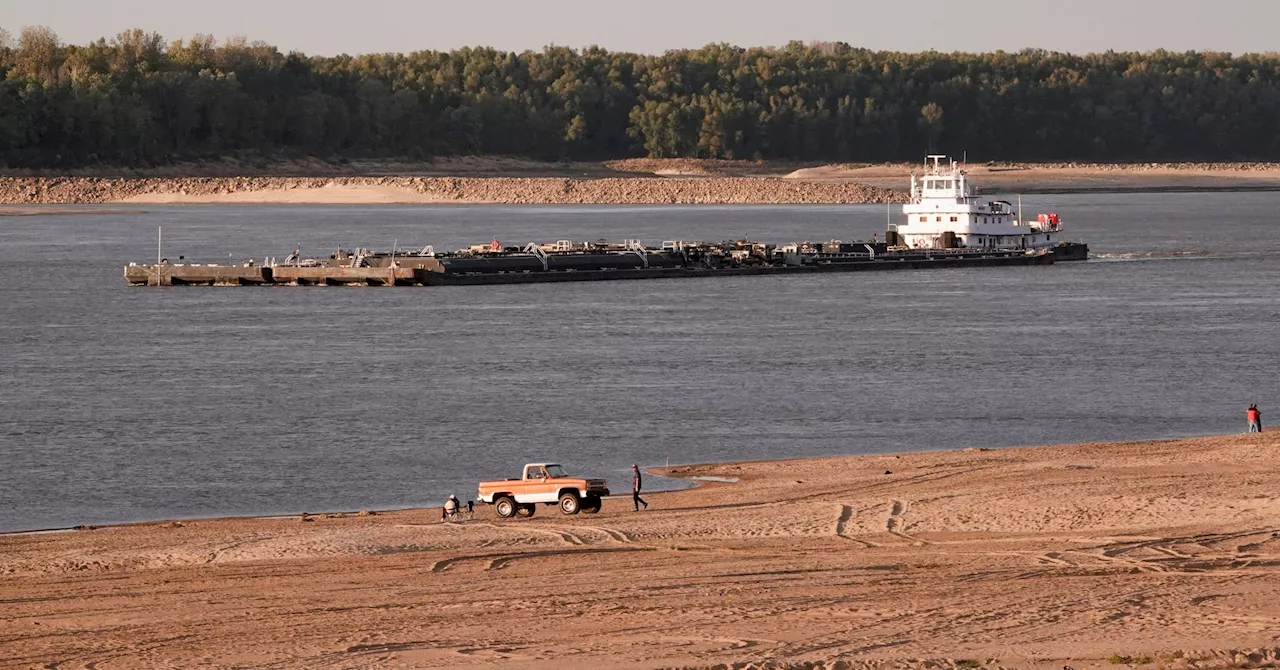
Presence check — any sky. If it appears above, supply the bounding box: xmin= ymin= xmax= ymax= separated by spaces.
xmin=1 ymin=0 xmax=1277 ymax=56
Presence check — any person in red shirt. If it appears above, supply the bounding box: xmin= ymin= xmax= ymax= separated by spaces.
xmin=1247 ymin=404 xmax=1262 ymax=433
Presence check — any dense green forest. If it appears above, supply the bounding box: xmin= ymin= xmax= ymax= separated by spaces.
xmin=3 ymin=26 xmax=1280 ymax=168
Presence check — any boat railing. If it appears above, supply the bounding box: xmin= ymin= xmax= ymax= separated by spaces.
xmin=523 ymin=243 xmax=550 ymax=271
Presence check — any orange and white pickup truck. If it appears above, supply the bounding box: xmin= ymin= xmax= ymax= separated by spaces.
xmin=477 ymin=463 xmax=610 ymax=518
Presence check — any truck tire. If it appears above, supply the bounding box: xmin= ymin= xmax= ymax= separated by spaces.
xmin=558 ymin=491 xmax=581 ymax=515
xmin=494 ymin=496 xmax=516 ymax=518
xmin=581 ymin=495 xmax=602 ymax=514
xmin=516 ymin=503 xmax=536 ymax=518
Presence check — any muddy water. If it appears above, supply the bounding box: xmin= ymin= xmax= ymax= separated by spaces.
xmin=2 ymin=194 xmax=1278 ymax=531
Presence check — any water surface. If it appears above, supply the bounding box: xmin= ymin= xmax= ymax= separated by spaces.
xmin=1 ymin=194 xmax=1277 ymax=531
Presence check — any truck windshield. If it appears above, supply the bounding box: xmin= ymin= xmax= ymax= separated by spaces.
xmin=545 ymin=464 xmax=567 ymax=477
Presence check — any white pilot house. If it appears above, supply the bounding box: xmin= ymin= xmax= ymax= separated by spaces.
xmin=893 ymin=155 xmax=1061 ymax=251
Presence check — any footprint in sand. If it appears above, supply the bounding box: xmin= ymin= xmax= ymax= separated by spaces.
xmin=833 ymin=504 xmax=879 ymax=547
xmin=885 ymin=500 xmax=930 ymax=544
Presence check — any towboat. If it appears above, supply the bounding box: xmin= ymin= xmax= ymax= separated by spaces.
xmin=892 ymin=155 xmax=1067 ymax=253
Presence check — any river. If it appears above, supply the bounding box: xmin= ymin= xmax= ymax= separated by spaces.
xmin=1 ymin=193 xmax=1277 ymax=531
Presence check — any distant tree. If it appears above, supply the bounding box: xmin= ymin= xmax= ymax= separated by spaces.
xmin=108 ymin=29 xmax=165 ymax=79
xmin=16 ymin=25 xmax=60 ymax=83
xmin=7 ymin=32 xmax=1280 ymax=167
xmin=919 ymin=102 xmax=944 ymax=152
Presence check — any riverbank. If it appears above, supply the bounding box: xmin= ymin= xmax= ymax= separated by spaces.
xmin=0 ymin=176 xmax=904 ymax=206
xmin=4 ymin=434 xmax=1278 ymax=669
xmin=791 ymin=162 xmax=1280 ymax=194
xmin=5 ymin=158 xmax=1280 ymax=205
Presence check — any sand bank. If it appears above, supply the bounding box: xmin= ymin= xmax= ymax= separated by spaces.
xmin=123 ymin=182 xmax=467 ymax=205
xmin=0 ymin=176 xmax=903 ymax=206
xmin=0 ymin=206 xmax=151 ymax=216
xmin=784 ymin=162 xmax=1280 ymax=193
xmin=6 ymin=158 xmax=1280 ymax=206
xmin=3 ymin=434 xmax=1278 ymax=669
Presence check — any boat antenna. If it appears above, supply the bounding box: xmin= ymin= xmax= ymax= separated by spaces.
xmin=155 ymin=225 xmax=162 ymax=287
xmin=1017 ymin=194 xmax=1023 ymax=225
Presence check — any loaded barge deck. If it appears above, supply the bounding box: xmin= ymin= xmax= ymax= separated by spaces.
xmin=123 ymin=155 xmax=1093 ymax=287
xmin=125 ymin=239 xmax=1087 ymax=287
xmin=123 ymin=156 xmax=1091 ymax=288
xmin=124 ymin=156 xmax=1095 ymax=286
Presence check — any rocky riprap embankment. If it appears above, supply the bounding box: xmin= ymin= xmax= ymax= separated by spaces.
xmin=0 ymin=176 xmax=906 ymax=205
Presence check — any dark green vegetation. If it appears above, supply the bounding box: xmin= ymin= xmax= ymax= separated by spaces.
xmin=4 ymin=26 xmax=1280 ymax=168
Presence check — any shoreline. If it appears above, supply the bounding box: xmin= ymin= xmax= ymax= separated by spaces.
xmin=0 ymin=176 xmax=904 ymax=206
xmin=4 ymin=433 xmax=1279 ymax=668
xmin=6 ymin=160 xmax=1280 ymax=206
xmin=0 ymin=435 xmax=1199 ymax=535
xmin=0 ymin=471 xmax=701 ymax=537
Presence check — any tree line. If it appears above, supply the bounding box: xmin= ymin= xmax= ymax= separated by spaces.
xmin=3 ymin=26 xmax=1280 ymax=168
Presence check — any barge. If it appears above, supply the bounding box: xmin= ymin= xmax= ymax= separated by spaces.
xmin=125 ymin=244 xmax=1071 ymax=286
xmin=124 ymin=156 xmax=1087 ymax=287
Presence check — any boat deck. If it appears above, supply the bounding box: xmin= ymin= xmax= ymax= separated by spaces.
xmin=125 ymin=246 xmax=1084 ymax=287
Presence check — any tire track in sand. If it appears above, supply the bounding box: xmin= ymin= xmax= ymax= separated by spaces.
xmin=538 ymin=524 xmax=638 ymax=546
xmin=486 ymin=547 xmax=655 ymax=571
xmin=458 ymin=521 xmax=587 ymax=546
xmin=580 ymin=525 xmax=636 ymax=544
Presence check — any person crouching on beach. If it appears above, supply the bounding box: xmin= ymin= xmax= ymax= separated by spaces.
xmin=1247 ymin=404 xmax=1262 ymax=433
xmin=632 ymin=464 xmax=648 ymax=511
xmin=442 ymin=494 xmax=460 ymax=521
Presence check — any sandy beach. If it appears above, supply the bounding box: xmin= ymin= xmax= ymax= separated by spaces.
xmin=3 ymin=434 xmax=1278 ymax=669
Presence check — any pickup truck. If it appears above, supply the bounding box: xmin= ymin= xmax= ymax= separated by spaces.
xmin=477 ymin=463 xmax=610 ymax=518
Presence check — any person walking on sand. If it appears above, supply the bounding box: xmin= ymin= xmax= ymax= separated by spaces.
xmin=632 ymin=464 xmax=648 ymax=512
xmin=1247 ymin=404 xmax=1263 ymax=433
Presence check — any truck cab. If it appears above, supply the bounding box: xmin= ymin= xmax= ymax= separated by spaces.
xmin=524 ymin=464 xmax=558 ymax=480
xmin=478 ymin=463 xmax=610 ymax=518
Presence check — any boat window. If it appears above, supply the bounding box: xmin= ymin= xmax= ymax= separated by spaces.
xmin=920 ymin=216 xmax=927 ymax=222
xmin=936 ymin=216 xmax=942 ymax=222
xmin=949 ymin=216 xmax=958 ymax=222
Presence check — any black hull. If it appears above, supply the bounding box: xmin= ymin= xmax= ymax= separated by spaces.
xmin=419 ymin=252 xmax=1054 ymax=286
xmin=128 ymin=245 xmax=1088 ymax=288
xmin=1050 ymin=242 xmax=1089 ymax=261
